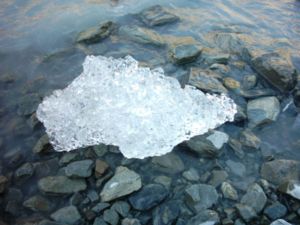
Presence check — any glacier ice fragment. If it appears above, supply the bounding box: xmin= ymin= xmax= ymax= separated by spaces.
xmin=36 ymin=55 xmax=236 ymax=159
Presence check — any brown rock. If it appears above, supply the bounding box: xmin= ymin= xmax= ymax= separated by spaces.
xmin=95 ymin=160 xmax=109 ymax=178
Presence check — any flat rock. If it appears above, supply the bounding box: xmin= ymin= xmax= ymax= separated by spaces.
xmin=129 ymin=184 xmax=168 ymax=210
xmin=139 ymin=5 xmax=179 ymax=26
xmin=247 ymin=96 xmax=280 ymax=128
xmin=278 ymin=180 xmax=300 ymax=200
xmin=152 ymin=152 xmax=185 ymax=174
xmin=23 ymin=195 xmax=53 ymax=212
xmin=241 ymin=183 xmax=267 ymax=213
xmin=169 ymin=44 xmax=202 ymax=64
xmin=77 ymin=21 xmax=116 ymax=44
xmin=264 ymin=202 xmax=287 ymax=220
xmin=100 ymin=166 xmax=142 ymax=202
xmin=51 ymin=206 xmax=81 ymax=225
xmin=14 ymin=162 xmax=34 ymax=181
xmin=38 ymin=176 xmax=87 ymax=195
xmin=221 ymin=182 xmax=238 ymax=201
xmin=251 ymin=52 xmax=297 ymax=93
xmin=65 ymin=160 xmax=94 ymax=178
xmin=260 ymin=159 xmax=299 ymax=185
xmin=187 ymin=210 xmax=220 ymax=225
xmin=236 ymin=204 xmax=257 ymax=222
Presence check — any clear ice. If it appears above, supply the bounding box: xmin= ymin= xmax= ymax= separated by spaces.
xmin=36 ymin=55 xmax=237 ymax=159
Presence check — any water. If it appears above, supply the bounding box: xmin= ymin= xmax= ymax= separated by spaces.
xmin=0 ymin=0 xmax=300 ymax=224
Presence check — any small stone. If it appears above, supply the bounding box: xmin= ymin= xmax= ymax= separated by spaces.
xmin=270 ymin=219 xmax=293 ymax=225
xmin=226 ymin=160 xmax=246 ymax=177
xmin=185 ymin=184 xmax=218 ymax=211
xmin=6 ymin=187 xmax=23 ymax=202
xmin=51 ymin=206 xmax=81 ymax=224
xmin=59 ymin=152 xmax=79 ymax=165
xmin=240 ymin=88 xmax=276 ymax=99
xmin=242 ymin=74 xmax=257 ymax=90
xmin=103 ymin=209 xmax=119 ymax=225
xmin=153 ymin=175 xmax=172 ymax=188
xmin=0 ymin=175 xmax=8 ymax=193
xmin=221 ymin=182 xmax=239 ymax=201
xmin=152 ymin=152 xmax=185 ymax=174
xmin=170 ymin=44 xmax=202 ymax=64
xmin=65 ymin=159 xmax=94 ymax=178
xmin=87 ymin=190 xmax=99 ymax=202
xmin=14 ymin=162 xmax=34 ymax=181
xmin=223 ymin=77 xmax=240 ymax=90
xmin=122 ymin=218 xmax=141 ymax=225
xmin=204 ymin=53 xmax=230 ymax=65
xmin=5 ymin=201 xmax=21 ymax=216
xmin=278 ymin=180 xmax=300 ymax=200
xmin=93 ymin=217 xmax=108 ymax=225
xmin=77 ymin=21 xmax=116 ymax=44
xmin=129 ymin=184 xmax=168 ymax=210
xmin=111 ymin=201 xmax=130 ymax=217
xmin=183 ymin=168 xmax=200 ymax=182
xmin=93 ymin=144 xmax=108 ymax=157
xmin=100 ymin=166 xmax=142 ymax=202
xmin=23 ymin=195 xmax=53 ymax=212
xmin=38 ymin=176 xmax=87 ymax=194
xmin=139 ymin=5 xmax=179 ymax=26
xmin=70 ymin=192 xmax=84 ymax=206
xmin=208 ymin=170 xmax=228 ymax=187
xmin=17 ymin=93 xmax=40 ymax=116
xmin=241 ymin=183 xmax=267 ymax=213
xmin=95 ymin=160 xmax=109 ymax=178
xmin=240 ymin=129 xmax=261 ymax=149
xmin=247 ymin=96 xmax=280 ymax=128
xmin=264 ymin=202 xmax=287 ymax=220
xmin=33 ymin=134 xmax=50 ymax=153
xmin=236 ymin=204 xmax=257 ymax=222
xmin=153 ymin=200 xmax=180 ymax=225
xmin=187 ymin=210 xmax=220 ymax=225
xmin=92 ymin=202 xmax=110 ymax=213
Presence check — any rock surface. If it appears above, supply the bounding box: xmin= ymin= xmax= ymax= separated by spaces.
xmin=187 ymin=210 xmax=220 ymax=225
xmin=65 ymin=160 xmax=94 ymax=178
xmin=51 ymin=206 xmax=81 ymax=224
xmin=241 ymin=183 xmax=267 ymax=213
xmin=221 ymin=182 xmax=238 ymax=200
xmin=264 ymin=202 xmax=287 ymax=220
xmin=169 ymin=44 xmax=202 ymax=64
xmin=23 ymin=195 xmax=53 ymax=212
xmin=278 ymin=180 xmax=300 ymax=200
xmin=152 ymin=152 xmax=185 ymax=174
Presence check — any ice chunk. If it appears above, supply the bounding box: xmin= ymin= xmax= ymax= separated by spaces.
xmin=36 ymin=55 xmax=236 ymax=159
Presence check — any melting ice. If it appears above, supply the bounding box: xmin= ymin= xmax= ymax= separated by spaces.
xmin=36 ymin=55 xmax=237 ymax=159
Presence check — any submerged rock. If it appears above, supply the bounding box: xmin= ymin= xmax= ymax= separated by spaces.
xmin=239 ymin=129 xmax=261 ymax=149
xmin=264 ymin=202 xmax=287 ymax=220
xmin=14 ymin=162 xmax=34 ymax=181
xmin=221 ymin=182 xmax=238 ymax=201
xmin=152 ymin=152 xmax=185 ymax=174
xmin=23 ymin=195 xmax=53 ymax=212
xmin=169 ymin=44 xmax=202 ymax=64
xmin=33 ymin=134 xmax=50 ymax=153
xmin=139 ymin=5 xmax=179 ymax=26
xmin=278 ymin=180 xmax=300 ymax=200
xmin=241 ymin=183 xmax=267 ymax=213
xmin=0 ymin=175 xmax=8 ymax=193
xmin=65 ymin=159 xmax=94 ymax=178
xmin=247 ymin=96 xmax=280 ymax=128
xmin=251 ymin=52 xmax=297 ymax=93
xmin=236 ymin=204 xmax=257 ymax=222
xmin=100 ymin=166 xmax=142 ymax=202
xmin=17 ymin=93 xmax=40 ymax=116
xmin=153 ymin=200 xmax=180 ymax=225
xmin=77 ymin=21 xmax=116 ymax=44
xmin=187 ymin=210 xmax=220 ymax=225
xmin=51 ymin=206 xmax=82 ymax=224
xmin=270 ymin=219 xmax=292 ymax=225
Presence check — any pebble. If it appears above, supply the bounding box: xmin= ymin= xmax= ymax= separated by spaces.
xmin=241 ymin=183 xmax=267 ymax=213
xmin=23 ymin=195 xmax=53 ymax=212
xmin=264 ymin=202 xmax=287 ymax=220
xmin=65 ymin=159 xmax=94 ymax=178
xmin=221 ymin=182 xmax=239 ymax=201
xmin=51 ymin=206 xmax=82 ymax=225
xmin=103 ymin=209 xmax=119 ymax=225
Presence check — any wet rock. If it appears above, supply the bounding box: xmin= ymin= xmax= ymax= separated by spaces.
xmin=111 ymin=201 xmax=130 ymax=217
xmin=23 ymin=195 xmax=53 ymax=212
xmin=187 ymin=210 xmax=220 ymax=225
xmin=34 ymin=157 xmax=60 ymax=178
xmin=121 ymin=218 xmax=141 ymax=225
xmin=234 ymin=105 xmax=247 ymax=122
xmin=223 ymin=77 xmax=240 ymax=90
xmin=103 ymin=209 xmax=119 ymax=225
xmin=139 ymin=5 xmax=179 ymax=26
xmin=221 ymin=182 xmax=238 ymax=201
xmin=240 ymin=88 xmax=276 ymax=99
xmin=241 ymin=183 xmax=267 ymax=213
xmin=270 ymin=219 xmax=292 ymax=225
xmin=228 ymin=138 xmax=244 ymax=158
xmin=153 ymin=200 xmax=180 ymax=225
xmin=152 ymin=152 xmax=184 ymax=174
xmin=129 ymin=184 xmax=168 ymax=210
xmin=93 ymin=144 xmax=108 ymax=157
xmin=204 ymin=53 xmax=230 ymax=65
xmin=59 ymin=152 xmax=79 ymax=165
xmin=212 ymin=32 xmax=246 ymax=54
xmin=185 ymin=184 xmax=218 ymax=211
xmin=27 ymin=113 xmax=40 ymax=129
xmin=153 ymin=175 xmax=172 ymax=188
xmin=0 ymin=175 xmax=8 ymax=193
xmin=260 ymin=159 xmax=299 ymax=185
xmin=87 ymin=190 xmax=99 ymax=202
xmin=183 ymin=168 xmax=200 ymax=182
xmin=17 ymin=93 xmax=40 ymax=116
xmin=251 ymin=52 xmax=297 ymax=93
xmin=119 ymin=25 xmax=164 ymax=46
xmin=14 ymin=162 xmax=34 ymax=181
xmin=33 ymin=134 xmax=50 ymax=153
xmin=92 ymin=202 xmax=110 ymax=213
xmin=239 ymin=129 xmax=261 ymax=149
xmin=65 ymin=159 xmax=94 ymax=178
xmin=264 ymin=202 xmax=287 ymax=220
xmin=209 ymin=63 xmax=230 ymax=74
xmin=95 ymin=159 xmax=109 ymax=178
xmin=242 ymin=74 xmax=257 ymax=90
xmin=5 ymin=187 xmax=23 ymax=202
xmin=5 ymin=201 xmax=21 ymax=216
xmin=225 ymin=160 xmax=246 ymax=177
xmin=186 ymin=130 xmax=229 ymax=158
xmin=278 ymin=180 xmax=300 ymax=200
xmin=77 ymin=21 xmax=116 ymax=44
xmin=51 ymin=206 xmax=81 ymax=225
xmin=169 ymin=44 xmax=202 ymax=64
xmin=236 ymin=204 xmax=257 ymax=222
xmin=38 ymin=220 xmax=66 ymax=225
xmin=247 ymin=96 xmax=280 ymax=128
xmin=208 ymin=170 xmax=228 ymax=187
xmin=93 ymin=217 xmax=108 ymax=225
xmin=100 ymin=166 xmax=142 ymax=202
xmin=188 ymin=68 xmax=227 ymax=94
xmin=38 ymin=176 xmax=87 ymax=194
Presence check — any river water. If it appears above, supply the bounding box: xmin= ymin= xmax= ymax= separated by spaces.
xmin=0 ymin=0 xmax=300 ymax=224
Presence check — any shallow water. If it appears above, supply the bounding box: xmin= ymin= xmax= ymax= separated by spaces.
xmin=0 ymin=0 xmax=300 ymax=224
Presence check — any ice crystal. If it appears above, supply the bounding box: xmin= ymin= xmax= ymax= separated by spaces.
xmin=36 ymin=55 xmax=236 ymax=159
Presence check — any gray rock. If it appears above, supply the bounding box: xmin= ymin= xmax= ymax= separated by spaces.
xmin=240 ymin=88 xmax=276 ymax=99
xmin=23 ymin=195 xmax=53 ymax=212
xmin=278 ymin=180 xmax=300 ymax=200
xmin=93 ymin=144 xmax=108 ymax=157
xmin=111 ymin=201 xmax=130 ymax=217
xmin=95 ymin=159 xmax=109 ymax=178
xmin=5 ymin=201 xmax=21 ymax=216
xmin=14 ymin=162 xmax=34 ymax=181
xmin=119 ymin=25 xmax=164 ymax=46
xmin=236 ymin=204 xmax=257 ymax=222
xmin=185 ymin=184 xmax=218 ymax=211
xmin=100 ymin=166 xmax=142 ymax=202
xmin=77 ymin=21 xmax=116 ymax=44
xmin=103 ymin=209 xmax=119 ymax=225
xmin=38 ymin=220 xmax=67 ymax=225
xmin=226 ymin=160 xmax=246 ymax=177
xmin=153 ymin=175 xmax=172 ymax=188
xmin=38 ymin=176 xmax=87 ymax=194
xmin=87 ymin=190 xmax=99 ymax=202
xmin=139 ymin=5 xmax=179 ymax=26
xmin=186 ymin=131 xmax=228 ymax=158
xmin=65 ymin=160 xmax=94 ymax=178
xmin=241 ymin=183 xmax=267 ymax=213
xmin=93 ymin=217 xmax=108 ymax=225
xmin=212 ymin=32 xmax=246 ymax=54
xmin=187 ymin=210 xmax=220 ymax=225
xmin=251 ymin=52 xmax=297 ymax=93
xmin=33 ymin=134 xmax=50 ymax=153
xmin=208 ymin=170 xmax=228 ymax=187
xmin=33 ymin=157 xmax=60 ymax=178
xmin=59 ymin=152 xmax=80 ymax=165
xmin=92 ymin=203 xmax=110 ymax=213
xmin=260 ymin=159 xmax=299 ymax=185
xmin=264 ymin=202 xmax=287 ymax=220
xmin=152 ymin=152 xmax=184 ymax=174
xmin=122 ymin=218 xmax=141 ymax=225
xmin=270 ymin=219 xmax=292 ymax=225
xmin=51 ymin=206 xmax=81 ymax=225
xmin=204 ymin=53 xmax=230 ymax=65
xmin=242 ymin=74 xmax=257 ymax=90
xmin=239 ymin=129 xmax=261 ymax=149
xmin=221 ymin=182 xmax=239 ymax=201
xmin=169 ymin=44 xmax=202 ymax=64
xmin=0 ymin=175 xmax=8 ymax=193
xmin=188 ymin=68 xmax=227 ymax=94
xmin=183 ymin=168 xmax=200 ymax=182
xmin=17 ymin=93 xmax=40 ymax=116
xmin=247 ymin=96 xmax=280 ymax=128
xmin=129 ymin=184 xmax=168 ymax=210
xmin=153 ymin=200 xmax=180 ymax=225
